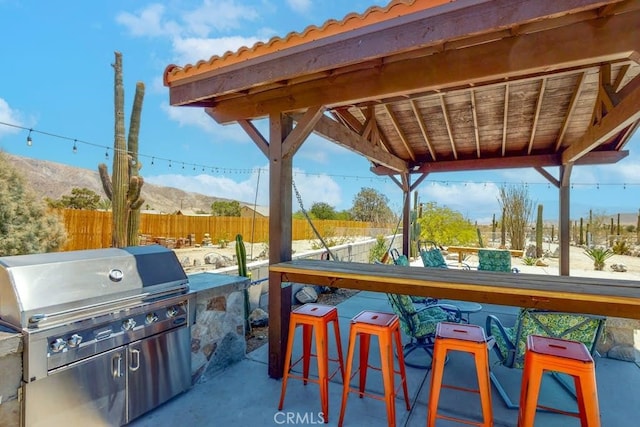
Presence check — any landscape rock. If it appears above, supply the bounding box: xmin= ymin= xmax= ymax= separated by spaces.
xmin=525 ymin=244 xmax=537 ymax=258
xmin=249 ymin=308 xmax=269 ymax=327
xmin=606 ymin=345 xmax=640 ymax=362
xmin=610 ymin=263 xmax=628 ymax=272
xmin=295 ymin=286 xmax=318 ymax=304
xmin=180 ymin=257 xmax=191 ymax=267
xmin=203 ymin=252 xmax=233 ymax=268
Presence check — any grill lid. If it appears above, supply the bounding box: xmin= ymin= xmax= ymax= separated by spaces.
xmin=0 ymin=245 xmax=188 ymax=329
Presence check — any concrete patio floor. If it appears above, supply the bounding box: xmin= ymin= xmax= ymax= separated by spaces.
xmin=130 ymin=290 xmax=640 ymax=427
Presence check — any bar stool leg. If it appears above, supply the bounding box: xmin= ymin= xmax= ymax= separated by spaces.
xmin=278 ymin=317 xmax=299 ymax=410
xmin=379 ymin=331 xmax=396 ymax=427
xmin=315 ymin=319 xmax=329 ymax=422
xmin=577 ymin=372 xmax=601 ymax=427
xmin=476 ymin=346 xmax=493 ymax=426
xmin=332 ymin=318 xmax=346 ymax=382
xmin=359 ymin=333 xmax=371 ymax=397
xmin=427 ymin=340 xmax=447 ymax=427
xmin=302 ymin=324 xmax=313 ymax=385
xmin=339 ymin=326 xmax=358 ymax=427
xmin=518 ymin=352 xmax=544 ymax=427
xmin=393 ymin=328 xmax=411 ymax=411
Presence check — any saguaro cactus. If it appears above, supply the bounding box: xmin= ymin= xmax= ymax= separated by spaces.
xmin=535 ymin=204 xmax=543 ymax=258
xmin=99 ymin=51 xmax=145 ymax=248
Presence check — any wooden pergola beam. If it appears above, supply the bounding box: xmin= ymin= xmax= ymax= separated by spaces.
xmin=202 ymin=10 xmax=639 ymax=123
xmin=372 ymin=150 xmax=628 ymax=175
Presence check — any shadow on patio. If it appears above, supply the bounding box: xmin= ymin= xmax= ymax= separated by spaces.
xmin=130 ymin=291 xmax=640 ymax=427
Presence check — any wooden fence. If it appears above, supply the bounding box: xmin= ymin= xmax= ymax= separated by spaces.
xmin=54 ymin=209 xmax=392 ymax=251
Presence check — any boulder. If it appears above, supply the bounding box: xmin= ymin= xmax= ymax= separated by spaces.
xmin=249 ymin=308 xmax=269 ymax=327
xmin=295 ymin=286 xmax=318 ymax=304
xmin=610 ymin=263 xmax=628 ymax=272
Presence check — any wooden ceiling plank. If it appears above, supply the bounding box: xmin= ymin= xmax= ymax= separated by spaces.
xmin=383 ymin=104 xmax=416 ymax=161
xmin=410 ymin=100 xmax=437 ymax=160
xmin=204 ymin=10 xmax=639 ymax=123
xmin=502 ymin=84 xmax=509 ymax=156
xmin=470 ymin=90 xmax=481 ymax=158
xmin=283 ymin=105 xmax=326 ymax=158
xmin=528 ymin=78 xmax=547 ymax=155
xmin=311 ymin=115 xmax=407 ymax=172
xmin=562 ymin=74 xmax=640 ymax=163
xmin=440 ymin=94 xmax=458 ymax=159
xmin=555 ymin=72 xmax=586 ymax=151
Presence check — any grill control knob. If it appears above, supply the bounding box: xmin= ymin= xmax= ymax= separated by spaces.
xmin=122 ymin=318 xmax=136 ymax=331
xmin=145 ymin=313 xmax=158 ymax=324
xmin=67 ymin=334 xmax=83 ymax=348
xmin=50 ymin=338 xmax=67 ymax=353
xmin=166 ymin=306 xmax=179 ymax=318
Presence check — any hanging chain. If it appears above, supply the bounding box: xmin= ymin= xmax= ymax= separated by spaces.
xmin=292 ymin=180 xmax=337 ymax=261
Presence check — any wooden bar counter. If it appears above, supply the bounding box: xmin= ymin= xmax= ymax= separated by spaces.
xmin=270 ymin=259 xmax=640 ymax=320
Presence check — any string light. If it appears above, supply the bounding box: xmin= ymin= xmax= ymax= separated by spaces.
xmin=1 ymin=120 xmax=639 ymax=190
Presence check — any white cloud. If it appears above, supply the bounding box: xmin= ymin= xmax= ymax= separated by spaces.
xmin=0 ymin=98 xmax=28 ymax=139
xmin=421 ymin=182 xmax=501 ymax=219
xmin=181 ymin=0 xmax=259 ymax=36
xmin=287 ymin=0 xmax=312 ymax=14
xmin=172 ymin=35 xmax=261 ymax=65
xmin=161 ymin=103 xmax=249 ymax=143
xmin=116 ymin=4 xmax=180 ymax=38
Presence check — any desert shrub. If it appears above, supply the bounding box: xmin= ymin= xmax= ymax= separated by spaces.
xmin=522 ymin=257 xmax=538 ymax=266
xmin=612 ymin=240 xmax=631 ymax=255
xmin=369 ymin=235 xmax=388 ymax=263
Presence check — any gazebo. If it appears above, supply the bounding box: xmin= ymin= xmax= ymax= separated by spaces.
xmin=164 ymin=0 xmax=640 ymax=377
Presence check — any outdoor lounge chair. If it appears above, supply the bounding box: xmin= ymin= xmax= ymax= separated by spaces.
xmin=387 ymin=293 xmax=462 ymax=369
xmin=486 ymin=308 xmax=606 ymax=409
xmin=478 ymin=248 xmax=520 ymax=273
xmin=419 ymin=240 xmax=471 ymax=270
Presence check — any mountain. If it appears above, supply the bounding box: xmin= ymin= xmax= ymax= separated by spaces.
xmin=6 ymin=153 xmax=234 ymax=214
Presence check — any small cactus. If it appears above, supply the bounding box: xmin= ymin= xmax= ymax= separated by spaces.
xmin=536 ymin=204 xmax=543 ymax=258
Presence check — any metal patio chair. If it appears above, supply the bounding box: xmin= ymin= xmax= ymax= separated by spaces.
xmin=386 ymin=293 xmax=462 ymax=369
xmin=486 ymin=308 xmax=606 ymax=409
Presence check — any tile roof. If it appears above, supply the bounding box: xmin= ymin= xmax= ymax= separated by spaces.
xmin=163 ymin=0 xmax=452 ymax=86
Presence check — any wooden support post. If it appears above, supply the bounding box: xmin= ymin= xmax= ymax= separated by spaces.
xmin=268 ymin=113 xmax=294 ymax=379
xmin=559 ymin=164 xmax=572 ymax=276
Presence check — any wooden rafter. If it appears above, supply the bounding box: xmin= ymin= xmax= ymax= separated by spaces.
xmin=409 ymin=100 xmax=436 ymax=161
xmin=528 ymin=78 xmax=547 ymax=155
xmin=234 ymin=117 xmax=269 ymax=158
xmin=383 ymin=104 xmax=415 ymax=161
xmin=562 ymin=74 xmax=640 ymax=163
xmin=440 ymin=94 xmax=458 ymax=159
xmin=282 ymin=105 xmax=325 ymax=158
xmin=613 ymin=64 xmax=631 ymax=91
xmin=502 ymin=84 xmax=509 ymax=156
xmin=555 ymin=72 xmax=586 ymax=152
xmin=470 ymin=90 xmax=480 ymax=158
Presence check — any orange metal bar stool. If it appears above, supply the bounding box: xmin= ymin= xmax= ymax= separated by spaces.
xmin=338 ymin=310 xmax=410 ymax=427
xmin=518 ymin=335 xmax=601 ymax=427
xmin=427 ymin=322 xmax=493 ymax=427
xmin=278 ymin=303 xmax=345 ymax=423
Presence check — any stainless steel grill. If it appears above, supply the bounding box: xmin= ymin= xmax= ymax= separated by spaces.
xmin=0 ymin=245 xmax=194 ymax=427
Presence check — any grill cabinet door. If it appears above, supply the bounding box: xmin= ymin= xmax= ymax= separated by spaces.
xmin=23 ymin=346 xmax=127 ymax=427
xmin=126 ymin=325 xmax=191 ymax=422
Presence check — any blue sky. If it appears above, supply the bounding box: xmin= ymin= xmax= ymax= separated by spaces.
xmin=0 ymin=0 xmax=638 ymax=224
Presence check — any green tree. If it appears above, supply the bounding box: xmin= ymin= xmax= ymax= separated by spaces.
xmin=309 ymin=202 xmax=337 ymax=220
xmin=211 ymin=200 xmax=241 ymax=216
xmin=498 ymin=184 xmax=534 ymax=250
xmin=350 ymin=187 xmax=395 ymax=224
xmin=47 ymin=187 xmax=101 ymax=210
xmin=335 ymin=210 xmax=353 ymax=220
xmin=417 ymin=202 xmax=476 ymax=245
xmin=0 ymin=152 xmax=67 ymax=255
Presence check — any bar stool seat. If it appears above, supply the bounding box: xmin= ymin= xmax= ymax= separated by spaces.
xmin=518 ymin=335 xmax=601 ymax=427
xmin=278 ymin=303 xmax=345 ymax=423
xmin=338 ymin=310 xmax=410 ymax=427
xmin=427 ymin=322 xmax=493 ymax=427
